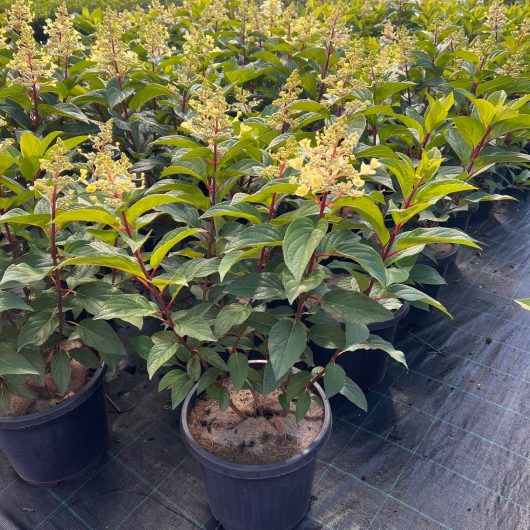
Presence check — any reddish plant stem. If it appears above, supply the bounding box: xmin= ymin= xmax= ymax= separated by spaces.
xmin=50 ymin=186 xmax=64 ymax=338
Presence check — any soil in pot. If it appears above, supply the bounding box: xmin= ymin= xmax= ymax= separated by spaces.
xmin=7 ymin=360 xmax=91 ymax=416
xmin=188 ymin=386 xmax=324 ymax=465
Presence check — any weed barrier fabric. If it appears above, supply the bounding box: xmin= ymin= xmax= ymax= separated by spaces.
xmin=1 ymin=198 xmax=530 ymax=530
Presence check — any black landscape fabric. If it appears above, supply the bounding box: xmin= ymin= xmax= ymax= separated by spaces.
xmin=1 ymin=198 xmax=530 ymax=530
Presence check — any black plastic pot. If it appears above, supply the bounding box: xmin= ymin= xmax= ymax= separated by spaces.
xmin=0 ymin=365 xmax=109 ymax=485
xmin=470 ymin=200 xmax=494 ymax=225
xmin=180 ymin=362 xmax=332 ymax=530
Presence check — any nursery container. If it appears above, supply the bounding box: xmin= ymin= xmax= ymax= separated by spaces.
xmin=471 ymin=200 xmax=494 ymax=225
xmin=0 ymin=365 xmax=109 ymax=485
xmin=180 ymin=362 xmax=332 ymax=530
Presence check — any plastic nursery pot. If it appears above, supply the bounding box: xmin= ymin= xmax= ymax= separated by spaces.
xmin=470 ymin=201 xmax=495 ymax=225
xmin=0 ymin=365 xmax=109 ymax=485
xmin=180 ymin=361 xmax=332 ymax=530
xmin=418 ymin=243 xmax=460 ymax=278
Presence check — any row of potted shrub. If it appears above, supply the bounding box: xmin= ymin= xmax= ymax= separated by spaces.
xmin=0 ymin=0 xmax=528 ymax=528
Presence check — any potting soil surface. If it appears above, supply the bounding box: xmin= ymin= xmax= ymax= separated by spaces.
xmin=1 ymin=197 xmax=530 ymax=530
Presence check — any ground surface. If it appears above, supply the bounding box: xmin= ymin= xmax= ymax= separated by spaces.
xmin=1 ymin=198 xmax=529 ymax=530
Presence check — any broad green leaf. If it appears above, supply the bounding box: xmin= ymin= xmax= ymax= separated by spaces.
xmin=199 ymin=348 xmax=228 ymax=370
xmin=126 ymin=195 xmax=184 ymax=224
xmin=150 ymin=227 xmax=202 ymax=269
xmin=515 ymin=299 xmax=530 ymax=311
xmin=0 ymin=209 xmax=50 ymax=227
xmin=334 ymin=241 xmax=387 ymax=285
xmin=285 ymin=371 xmax=311 ymax=401
xmin=268 ymin=319 xmax=307 ymax=378
xmin=174 ymin=317 xmax=216 ymax=342
xmin=322 ymin=291 xmax=393 ymax=325
xmin=344 ymin=322 xmax=370 ymax=350
xmin=225 ymin=273 xmax=285 ymax=301
xmin=206 ymin=384 xmax=231 ymax=412
xmin=228 ymin=353 xmax=248 ymax=391
xmin=283 ymin=217 xmax=327 ymax=281
xmin=340 ymin=377 xmax=367 ymax=411
xmin=129 ymin=83 xmax=173 ymax=110
xmin=147 ymin=341 xmax=178 ymax=379
xmin=385 ymin=284 xmax=450 ymax=316
xmin=332 ymin=197 xmax=389 ymax=244
xmin=94 ymin=294 xmax=159 ymax=326
xmin=324 ymin=362 xmax=346 ymax=398
xmin=295 ymin=391 xmax=311 ymax=422
xmin=51 ymin=349 xmax=72 ymax=395
xmin=198 ymin=367 xmax=221 ymax=393
xmin=0 ymin=353 xmax=40 ymax=376
xmin=283 ymin=269 xmax=325 ymax=305
xmin=17 ymin=312 xmax=59 ymax=350
xmin=62 ymin=256 xmax=144 ymax=277
xmin=0 ymin=262 xmax=52 ymax=288
xmin=201 ymin=202 xmax=262 ymax=224
xmin=54 ymin=208 xmax=120 ymax=228
xmin=218 ymin=248 xmax=259 ymax=281
xmin=214 ymin=304 xmax=251 ymax=338
xmin=224 ymin=224 xmax=283 ymax=253
xmin=414 ymin=180 xmax=476 ymax=203
xmin=452 ymin=117 xmax=486 ymax=148
xmin=77 ymin=318 xmax=126 ymax=356
xmin=0 ymin=291 xmax=33 ymax=312
xmin=365 ymin=335 xmax=407 ymax=366
xmin=395 ymin=227 xmax=480 ymax=250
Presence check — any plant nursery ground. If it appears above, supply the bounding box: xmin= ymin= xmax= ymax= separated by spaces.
xmin=0 ymin=197 xmax=528 ymax=530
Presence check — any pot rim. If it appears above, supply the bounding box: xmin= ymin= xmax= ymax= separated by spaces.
xmin=180 ymin=360 xmax=332 ymax=479
xmin=0 ymin=364 xmax=107 ymax=429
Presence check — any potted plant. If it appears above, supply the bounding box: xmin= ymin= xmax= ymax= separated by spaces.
xmin=0 ymin=135 xmax=128 ymax=484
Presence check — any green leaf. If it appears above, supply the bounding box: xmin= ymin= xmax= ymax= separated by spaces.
xmin=413 ymin=180 xmax=476 ymax=203
xmin=385 ymin=284 xmax=450 ymax=316
xmin=228 ymin=353 xmax=249 ymax=391
xmin=0 ymin=209 xmax=50 ymax=227
xmin=285 ymin=371 xmax=311 ymax=401
xmin=295 ymin=391 xmax=311 ymax=422
xmin=0 ymin=262 xmax=52 ymax=288
xmin=283 ymin=269 xmax=325 ymax=305
xmin=198 ymin=367 xmax=221 ymax=393
xmin=515 ymin=298 xmax=530 ymax=311
xmin=334 ymin=241 xmax=387 ymax=285
xmin=382 ymin=156 xmax=416 ymax=199
xmin=452 ymin=117 xmax=486 ymax=148
xmin=94 ymin=294 xmax=159 ymax=327
xmin=187 ymin=354 xmax=202 ymax=381
xmin=20 ymin=132 xmax=43 ymax=158
xmin=324 ymin=362 xmax=346 ymax=398
xmin=344 ymin=322 xmax=370 ymax=350
xmin=17 ymin=312 xmax=59 ymax=350
xmin=332 ymin=197 xmax=389 ymax=244
xmin=225 ymin=273 xmax=285 ymax=301
xmin=214 ymin=304 xmax=251 ymax=338
xmin=173 ymin=317 xmax=216 ymax=342
xmin=206 ymin=384 xmax=231 ymax=412
xmin=161 ymin=159 xmax=208 ymax=181
xmin=150 ymin=227 xmax=202 ymax=269
xmin=224 ymin=224 xmax=283 ymax=253
xmin=54 ymin=208 xmax=120 ymax=228
xmin=268 ymin=319 xmax=307 ymax=378
xmin=340 ymin=377 xmax=367 ymax=411
xmin=61 ymin=255 xmax=144 ymax=277
xmin=218 ymin=249 xmax=259 ymax=281
xmin=322 ymin=291 xmax=393 ymax=325
xmin=365 ymin=335 xmax=407 ymax=366
xmin=283 ymin=218 xmax=327 ymax=281
xmin=129 ymin=83 xmax=173 ymax=110
xmin=77 ymin=318 xmax=126 ymax=356
xmin=201 ymin=202 xmax=262 ymax=224
xmin=126 ymin=194 xmax=184 ymax=224
xmin=395 ymin=227 xmax=480 ymax=250
xmin=0 ymin=353 xmax=40 ymax=376
xmin=147 ymin=341 xmax=179 ymax=379
xmin=51 ymin=350 xmax=72 ymax=395
xmin=199 ymin=348 xmax=228 ymax=370
xmin=0 ymin=291 xmax=33 ymax=312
